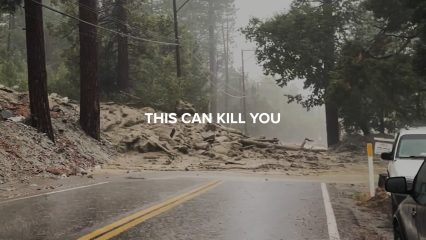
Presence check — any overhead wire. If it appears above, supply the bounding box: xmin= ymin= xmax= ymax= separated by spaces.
xmin=186 ymin=47 xmax=245 ymax=98
xmin=67 ymin=1 xmax=178 ymax=43
xmin=219 ymin=89 xmax=246 ymax=99
xmin=26 ymin=0 xmax=246 ymax=99
xmin=20 ymin=0 xmax=246 ymax=102
xmin=23 ymin=6 xmax=172 ymax=54
xmin=30 ymin=0 xmax=178 ymax=46
xmin=177 ymin=0 xmax=192 ymax=12
xmin=208 ymin=77 xmax=246 ymax=99
xmin=22 ymin=6 xmax=121 ymax=42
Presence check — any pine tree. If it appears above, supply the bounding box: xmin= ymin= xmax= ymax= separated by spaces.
xmin=116 ymin=0 xmax=130 ymax=91
xmin=24 ymin=0 xmax=55 ymax=141
xmin=79 ymin=0 xmax=100 ymax=140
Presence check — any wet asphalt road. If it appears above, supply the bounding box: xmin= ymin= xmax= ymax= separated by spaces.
xmin=0 ymin=175 xmax=330 ymax=240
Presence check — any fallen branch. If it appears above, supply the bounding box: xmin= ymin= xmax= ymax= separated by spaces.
xmin=300 ymin=138 xmax=314 ymax=148
xmin=210 ymin=123 xmax=246 ymax=137
xmin=250 ymin=138 xmax=280 ymax=144
xmin=239 ymin=139 xmax=326 ymax=152
xmin=142 ymin=135 xmax=176 ymax=157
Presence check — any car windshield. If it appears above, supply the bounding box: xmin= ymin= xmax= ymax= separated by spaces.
xmin=397 ymin=134 xmax=426 ymax=158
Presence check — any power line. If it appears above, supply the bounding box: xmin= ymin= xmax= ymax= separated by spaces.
xmin=224 ymin=83 xmax=243 ymax=95
xmin=219 ymin=89 xmax=246 ymax=99
xmin=209 ymin=80 xmax=246 ymax=99
xmin=30 ymin=0 xmax=178 ymax=46
xmin=23 ymin=8 xmax=124 ymax=42
xmin=70 ymin=1 xmax=178 ymax=43
xmin=71 ymin=1 xmax=179 ymax=43
xmin=68 ymin=1 xmax=125 ymax=24
xmin=177 ymin=0 xmax=191 ymax=12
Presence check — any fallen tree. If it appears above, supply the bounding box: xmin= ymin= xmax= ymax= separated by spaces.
xmin=239 ymin=139 xmax=326 ymax=153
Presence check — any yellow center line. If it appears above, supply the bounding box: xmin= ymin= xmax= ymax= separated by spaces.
xmin=78 ymin=180 xmax=223 ymax=240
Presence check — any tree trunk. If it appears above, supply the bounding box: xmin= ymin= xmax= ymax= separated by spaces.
xmin=24 ymin=0 xmax=54 ymax=142
xmin=79 ymin=0 xmax=100 ymax=140
xmin=325 ymin=101 xmax=339 ymax=146
xmin=208 ymin=0 xmax=217 ymax=115
xmin=379 ymin=110 xmax=385 ymax=134
xmin=323 ymin=0 xmax=339 ymax=147
xmin=360 ymin=122 xmax=371 ymax=136
xmin=116 ymin=0 xmax=130 ymax=91
xmin=7 ymin=13 xmax=14 ymax=56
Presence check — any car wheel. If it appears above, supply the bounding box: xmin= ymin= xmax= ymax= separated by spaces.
xmin=394 ymin=222 xmax=405 ymax=240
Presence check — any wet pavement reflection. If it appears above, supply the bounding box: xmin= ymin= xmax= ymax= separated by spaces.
xmin=0 ymin=178 xmax=204 ymax=240
xmin=113 ymin=181 xmax=328 ymax=240
xmin=0 ymin=177 xmax=328 ymax=240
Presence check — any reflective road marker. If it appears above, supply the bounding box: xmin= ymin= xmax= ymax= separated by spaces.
xmin=367 ymin=143 xmax=375 ymax=197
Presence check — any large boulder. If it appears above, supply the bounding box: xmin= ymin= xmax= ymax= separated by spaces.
xmin=211 ymin=145 xmax=229 ymax=155
xmin=193 ymin=142 xmax=210 ymax=150
xmin=201 ymin=131 xmax=216 ymax=143
xmin=0 ymin=110 xmax=14 ymax=120
xmin=175 ymin=100 xmax=196 ymax=117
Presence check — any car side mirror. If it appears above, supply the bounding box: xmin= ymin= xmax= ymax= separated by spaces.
xmin=381 ymin=152 xmax=393 ymax=161
xmin=386 ymin=177 xmax=408 ymax=194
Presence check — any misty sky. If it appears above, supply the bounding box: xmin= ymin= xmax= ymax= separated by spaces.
xmin=232 ymin=0 xmax=292 ymax=79
xmin=231 ymin=0 xmax=327 ymax=146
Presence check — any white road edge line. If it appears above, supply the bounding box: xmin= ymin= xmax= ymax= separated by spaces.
xmin=0 ymin=181 xmax=109 ymax=205
xmin=321 ymin=183 xmax=341 ymax=240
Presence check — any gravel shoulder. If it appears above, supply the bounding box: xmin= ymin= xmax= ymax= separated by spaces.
xmin=329 ymin=183 xmax=393 ymax=240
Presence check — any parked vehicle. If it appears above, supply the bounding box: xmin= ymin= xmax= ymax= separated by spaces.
xmin=386 ymin=161 xmax=426 ymax=240
xmin=381 ymin=127 xmax=426 ymax=211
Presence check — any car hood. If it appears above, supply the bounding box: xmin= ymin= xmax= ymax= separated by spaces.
xmin=391 ymin=159 xmax=424 ymax=179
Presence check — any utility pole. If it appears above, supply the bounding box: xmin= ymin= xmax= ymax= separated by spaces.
xmin=241 ymin=49 xmax=256 ymax=135
xmin=171 ymin=0 xmax=192 ymax=78
xmin=241 ymin=50 xmax=248 ymax=135
xmin=208 ymin=0 xmax=217 ymax=115
xmin=172 ymin=0 xmax=181 ymax=78
xmin=222 ymin=19 xmax=230 ymax=113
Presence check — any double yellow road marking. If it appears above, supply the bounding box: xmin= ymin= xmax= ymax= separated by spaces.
xmin=78 ymin=180 xmax=222 ymax=240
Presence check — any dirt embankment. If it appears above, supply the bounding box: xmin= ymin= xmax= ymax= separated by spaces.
xmin=0 ymin=86 xmax=115 ymax=183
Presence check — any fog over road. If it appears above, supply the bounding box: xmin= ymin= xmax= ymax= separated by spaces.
xmin=0 ymin=174 xmax=337 ymax=240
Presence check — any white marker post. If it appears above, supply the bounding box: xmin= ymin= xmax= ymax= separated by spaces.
xmin=367 ymin=143 xmax=375 ymax=197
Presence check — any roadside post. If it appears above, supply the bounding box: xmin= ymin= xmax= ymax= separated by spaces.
xmin=367 ymin=143 xmax=375 ymax=197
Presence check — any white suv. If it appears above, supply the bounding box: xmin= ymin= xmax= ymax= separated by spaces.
xmin=381 ymin=127 xmax=426 ymax=211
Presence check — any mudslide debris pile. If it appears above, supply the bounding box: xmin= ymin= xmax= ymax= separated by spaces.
xmin=0 ymin=86 xmax=114 ymax=183
xmin=0 ymin=87 xmax=339 ymax=182
xmin=100 ymin=101 xmax=333 ymax=172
